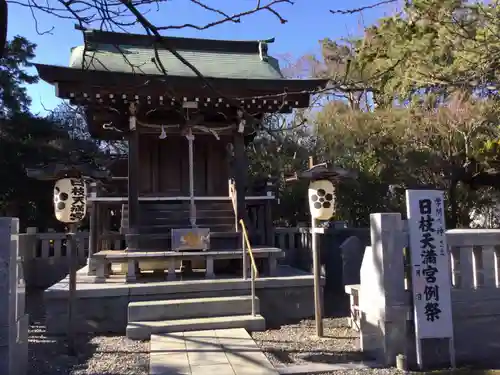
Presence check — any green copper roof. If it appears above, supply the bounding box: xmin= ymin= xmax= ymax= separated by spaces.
xmin=69 ymin=43 xmax=285 ymax=80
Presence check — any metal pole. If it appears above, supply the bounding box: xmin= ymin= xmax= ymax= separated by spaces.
xmin=311 ymin=217 xmax=323 ymax=337
xmin=67 ymin=223 xmax=78 ymax=356
xmin=187 ymin=128 xmax=196 ymax=227
xmin=449 ymin=336 xmax=456 ymax=369
xmin=251 ymin=264 xmax=256 ymax=316
xmin=242 ymin=230 xmax=248 ymax=280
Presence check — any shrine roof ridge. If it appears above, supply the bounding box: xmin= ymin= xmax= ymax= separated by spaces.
xmin=82 ymin=29 xmax=275 ymax=54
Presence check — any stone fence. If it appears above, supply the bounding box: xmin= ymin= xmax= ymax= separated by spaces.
xmin=20 ymin=229 xmax=123 ymax=289
xmin=0 ymin=218 xmax=28 ymax=375
xmin=19 ymin=227 xmax=370 ymax=290
xmin=359 ymin=213 xmax=500 ymax=369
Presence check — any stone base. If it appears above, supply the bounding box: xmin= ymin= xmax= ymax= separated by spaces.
xmin=0 ymin=313 xmax=29 ymax=375
xmin=44 ymin=266 xmax=321 ymax=335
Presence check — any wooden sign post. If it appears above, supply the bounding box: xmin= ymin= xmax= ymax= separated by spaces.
xmin=54 ymin=176 xmax=88 ymax=355
xmin=308 ymin=157 xmax=324 ymax=337
xmin=406 ymin=189 xmax=456 ymax=370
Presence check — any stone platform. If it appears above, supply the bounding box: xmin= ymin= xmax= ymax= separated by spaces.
xmin=44 ymin=265 xmax=323 ymax=335
xmin=150 ymin=328 xmax=278 ymax=375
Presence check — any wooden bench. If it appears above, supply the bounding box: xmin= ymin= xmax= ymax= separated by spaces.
xmin=345 ymin=284 xmax=360 ymax=331
xmin=92 ymin=247 xmax=284 ymax=283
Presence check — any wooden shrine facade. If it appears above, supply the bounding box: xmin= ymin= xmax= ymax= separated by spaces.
xmin=35 ymin=30 xmax=327 ymax=254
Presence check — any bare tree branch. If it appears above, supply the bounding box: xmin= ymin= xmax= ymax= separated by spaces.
xmin=330 ymin=0 xmax=397 ymax=15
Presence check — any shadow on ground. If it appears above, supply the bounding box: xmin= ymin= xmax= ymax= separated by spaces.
xmin=297 ymin=351 xmax=370 ymax=364
xmin=27 ymin=287 xmax=149 ymax=375
xmin=264 ymin=347 xmax=373 ymax=365
xmin=420 ymin=370 xmax=500 ymax=375
xmin=27 ymin=288 xmax=97 ymax=375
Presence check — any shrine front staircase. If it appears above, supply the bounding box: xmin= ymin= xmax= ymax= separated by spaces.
xmin=120 ymin=200 xmax=267 ymax=339
xmin=126 ymin=295 xmax=265 ymax=340
xmin=121 ymin=201 xmax=242 ymax=251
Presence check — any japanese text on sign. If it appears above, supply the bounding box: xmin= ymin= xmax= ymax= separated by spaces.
xmin=406 ymin=190 xmax=453 ymax=339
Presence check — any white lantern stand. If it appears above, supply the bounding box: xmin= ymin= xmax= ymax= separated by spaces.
xmin=54 ymin=177 xmax=87 ymax=355
xmin=308 ymin=179 xmax=335 ymax=337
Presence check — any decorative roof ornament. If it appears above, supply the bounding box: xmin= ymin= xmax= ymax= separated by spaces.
xmin=236 ymin=109 xmax=246 ymax=133
xmin=285 ymin=162 xmax=358 ymax=183
xmin=129 ymin=102 xmax=137 ymax=131
xmin=259 ymin=41 xmax=268 ymax=62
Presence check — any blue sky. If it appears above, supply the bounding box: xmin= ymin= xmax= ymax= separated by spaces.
xmin=8 ymin=0 xmax=392 ymax=115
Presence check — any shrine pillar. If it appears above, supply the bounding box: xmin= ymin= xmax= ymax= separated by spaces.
xmin=126 ymin=106 xmax=140 ymax=250
xmin=233 ymin=131 xmax=247 ymax=224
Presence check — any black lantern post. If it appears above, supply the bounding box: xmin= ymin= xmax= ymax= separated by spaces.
xmin=27 ymin=163 xmax=110 ymax=355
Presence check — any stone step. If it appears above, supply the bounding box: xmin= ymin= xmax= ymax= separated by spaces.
xmin=126 ymin=314 xmax=266 ymax=340
xmin=128 ymin=295 xmax=260 ymax=322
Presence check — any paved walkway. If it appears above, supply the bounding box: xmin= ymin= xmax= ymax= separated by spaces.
xmin=150 ymin=328 xmax=278 ymax=375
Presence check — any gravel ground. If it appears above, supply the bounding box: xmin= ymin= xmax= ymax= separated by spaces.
xmin=252 ymin=317 xmax=402 ymax=375
xmin=27 ymin=289 xmax=398 ymax=375
xmin=27 ymin=290 xmax=149 ymax=375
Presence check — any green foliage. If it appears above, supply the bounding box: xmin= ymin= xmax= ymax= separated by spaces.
xmin=0 ymin=36 xmax=104 ymax=229
xmin=247 ymin=127 xmax=316 ymax=226
xmin=0 ymin=36 xmax=37 ymax=115
xmin=280 ymin=0 xmax=500 ymax=228
xmin=353 ymin=0 xmax=500 ymax=104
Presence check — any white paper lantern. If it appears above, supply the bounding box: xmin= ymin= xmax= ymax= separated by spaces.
xmin=308 ymin=180 xmax=335 ymax=220
xmin=53 ymin=178 xmax=87 ymax=223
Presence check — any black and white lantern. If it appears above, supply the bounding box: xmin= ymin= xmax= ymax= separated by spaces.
xmin=53 ymin=178 xmax=87 ymax=223
xmin=308 ymin=180 xmax=335 ymax=220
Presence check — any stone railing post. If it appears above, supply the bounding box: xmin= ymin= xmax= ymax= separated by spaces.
xmin=359 ymin=213 xmax=408 ymax=366
xmin=19 ymin=227 xmax=38 ymax=288
xmin=0 ymin=217 xmax=29 ymax=375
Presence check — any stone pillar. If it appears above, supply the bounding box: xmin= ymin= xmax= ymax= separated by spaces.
xmin=21 ymin=227 xmax=37 ymax=289
xmin=0 ymin=218 xmax=29 ymax=375
xmin=359 ymin=213 xmax=409 ymax=366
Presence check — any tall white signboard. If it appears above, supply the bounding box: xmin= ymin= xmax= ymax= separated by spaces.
xmin=405 ymin=190 xmax=455 ymax=369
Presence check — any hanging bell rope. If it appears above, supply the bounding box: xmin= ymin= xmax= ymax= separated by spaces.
xmin=159 ymin=125 xmax=167 ymax=139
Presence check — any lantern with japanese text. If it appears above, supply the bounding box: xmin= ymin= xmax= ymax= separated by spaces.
xmin=308 ymin=180 xmax=335 ymax=220
xmin=53 ymin=178 xmax=87 ymax=223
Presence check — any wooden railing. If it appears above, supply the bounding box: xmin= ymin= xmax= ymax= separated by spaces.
xmin=228 ymin=178 xmax=238 ymax=231
xmin=19 ymin=227 xmax=309 ymax=262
